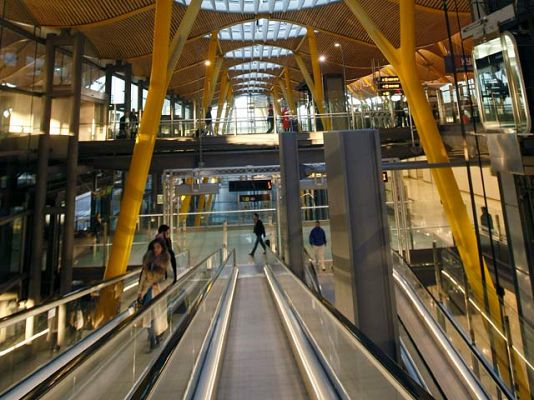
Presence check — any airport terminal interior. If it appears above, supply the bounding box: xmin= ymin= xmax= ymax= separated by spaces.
xmin=2 ymin=0 xmax=534 ymax=398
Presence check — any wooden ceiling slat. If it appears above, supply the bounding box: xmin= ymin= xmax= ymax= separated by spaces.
xmin=9 ymin=0 xmax=471 ymax=100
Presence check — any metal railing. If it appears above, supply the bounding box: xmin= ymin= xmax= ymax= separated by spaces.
xmin=266 ymin=249 xmax=433 ymax=399
xmin=392 ymin=251 xmax=516 ymax=399
xmin=0 ymin=249 xmax=189 ymax=396
xmin=2 ymin=248 xmax=221 ymax=399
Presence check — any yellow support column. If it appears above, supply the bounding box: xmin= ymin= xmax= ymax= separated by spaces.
xmin=104 ymin=0 xmax=172 ymax=280
xmin=223 ymin=89 xmax=234 ymax=134
xmin=201 ymin=32 xmax=219 ymax=116
xmin=283 ymin=67 xmax=297 ymax=117
xmin=207 ymin=56 xmax=224 ymax=107
xmin=343 ymin=0 xmax=528 ymax=396
xmin=306 ymin=27 xmax=330 ymax=130
xmin=98 ymin=0 xmax=205 ymax=326
xmin=214 ymin=70 xmax=229 ymax=135
xmin=272 ymin=86 xmax=283 ymax=117
xmin=294 ymin=53 xmax=329 ymax=130
xmin=277 ymin=78 xmax=290 ymax=107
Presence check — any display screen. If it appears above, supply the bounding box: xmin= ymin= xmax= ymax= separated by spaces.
xmin=229 ymin=179 xmax=272 ymax=192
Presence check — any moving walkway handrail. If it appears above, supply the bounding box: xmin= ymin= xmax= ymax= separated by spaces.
xmin=266 ymin=249 xmax=433 ymax=400
xmin=0 ymin=248 xmax=190 ymax=331
xmin=2 ymin=248 xmax=212 ymax=400
xmin=302 ymin=247 xmax=322 ymax=296
xmin=186 ymin=253 xmax=238 ymax=400
xmin=264 ymin=265 xmax=340 ymax=400
xmin=391 ymin=251 xmax=515 ymax=399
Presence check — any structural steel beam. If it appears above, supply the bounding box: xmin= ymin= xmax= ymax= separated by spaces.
xmin=342 ymin=0 xmax=528 ymax=396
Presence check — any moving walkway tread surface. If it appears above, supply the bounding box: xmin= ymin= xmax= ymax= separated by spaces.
xmin=216 ymin=275 xmax=308 ymax=399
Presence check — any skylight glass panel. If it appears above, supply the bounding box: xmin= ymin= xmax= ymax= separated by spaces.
xmin=218 ymin=20 xmax=306 ymax=41
xmin=235 ymin=80 xmax=270 ymax=86
xmin=175 ymin=0 xmax=339 ymax=13
xmin=229 ymin=61 xmax=282 ymax=71
xmin=233 ymin=72 xmax=275 ymax=80
xmin=225 ymin=45 xmax=292 ymax=59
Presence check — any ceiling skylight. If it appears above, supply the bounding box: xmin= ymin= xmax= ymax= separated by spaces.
xmin=234 ymin=80 xmax=271 ymax=86
xmin=218 ymin=20 xmax=306 ymax=41
xmin=225 ymin=45 xmax=292 ymax=59
xmin=229 ymin=61 xmax=283 ymax=71
xmin=233 ymin=72 xmax=276 ymax=80
xmin=175 ymin=0 xmax=339 ymax=13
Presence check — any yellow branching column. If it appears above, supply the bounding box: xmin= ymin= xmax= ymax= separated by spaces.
xmin=283 ymin=67 xmax=297 ymax=117
xmin=223 ymin=89 xmax=234 ymax=134
xmin=214 ymin=70 xmax=229 ymax=135
xmin=98 ymin=0 xmax=203 ymax=325
xmin=272 ymin=86 xmax=283 ymax=117
xmin=201 ymin=32 xmax=219 ymax=119
xmin=294 ymin=53 xmax=329 ymax=130
xmin=306 ymin=27 xmax=330 ymax=130
xmin=343 ymin=0 xmax=528 ymax=396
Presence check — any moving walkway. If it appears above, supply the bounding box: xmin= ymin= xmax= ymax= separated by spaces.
xmin=1 ymin=249 xmax=432 ymax=399
xmin=0 ymin=246 xmax=516 ymax=399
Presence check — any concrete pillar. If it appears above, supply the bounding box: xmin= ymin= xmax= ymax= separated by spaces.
xmin=324 ymin=129 xmax=398 ymax=360
xmin=60 ymin=33 xmax=84 ymax=295
xmin=278 ymin=132 xmax=305 ymax=279
xmin=29 ymin=34 xmax=56 ymax=302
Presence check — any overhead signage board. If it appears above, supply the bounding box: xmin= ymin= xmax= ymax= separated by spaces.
xmin=376 ymin=76 xmax=403 ymax=96
xmin=229 ymin=179 xmax=272 ymax=192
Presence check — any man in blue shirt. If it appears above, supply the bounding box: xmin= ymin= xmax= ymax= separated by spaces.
xmin=309 ymin=220 xmax=327 ymax=271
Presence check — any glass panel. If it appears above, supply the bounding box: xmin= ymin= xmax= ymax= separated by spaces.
xmin=473 ymin=38 xmax=515 ymax=131
xmin=267 ymin=256 xmax=422 ymax=398
xmin=34 ymin=251 xmax=229 ymax=399
xmin=0 ymin=90 xmax=42 ymax=137
xmin=501 ymin=33 xmax=530 ymax=132
xmin=175 ymin=0 xmax=340 ymax=13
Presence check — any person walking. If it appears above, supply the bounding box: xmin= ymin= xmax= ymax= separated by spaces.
xmin=205 ymin=106 xmax=213 ymax=135
xmin=92 ymin=212 xmax=103 ymax=243
xmin=249 ymin=213 xmax=266 ymax=257
xmin=266 ymin=103 xmax=274 ymax=133
xmin=309 ymin=220 xmax=327 ymax=271
xmin=282 ymin=107 xmax=290 ymax=132
xmin=137 ymin=238 xmax=173 ymax=350
xmin=156 ymin=224 xmax=177 ymax=282
xmin=130 ymin=109 xmax=139 ymax=139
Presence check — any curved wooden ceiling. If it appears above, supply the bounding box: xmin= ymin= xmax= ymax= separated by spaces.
xmin=3 ymin=0 xmax=471 ymax=99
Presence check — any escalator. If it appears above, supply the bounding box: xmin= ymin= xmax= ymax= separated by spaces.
xmin=5 ymin=249 xmax=432 ymax=400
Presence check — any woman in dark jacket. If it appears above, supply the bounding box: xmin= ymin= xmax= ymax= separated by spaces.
xmin=156 ymin=224 xmax=177 ymax=282
xmin=137 ymin=238 xmax=173 ymax=349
